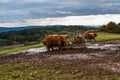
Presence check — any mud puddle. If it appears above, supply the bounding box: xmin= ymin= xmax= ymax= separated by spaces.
xmin=48 ymin=53 xmax=90 ymax=60
xmin=49 ymin=53 xmax=102 ymax=60
xmin=87 ymin=43 xmax=120 ymax=50
xmin=8 ymin=47 xmax=47 ymax=55
xmin=7 ymin=43 xmax=120 ymax=56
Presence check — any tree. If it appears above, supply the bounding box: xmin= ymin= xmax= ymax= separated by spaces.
xmin=107 ymin=22 xmax=117 ymax=33
xmin=116 ymin=23 xmax=120 ymax=33
xmin=99 ymin=25 xmax=107 ymax=31
xmin=99 ymin=22 xmax=120 ymax=33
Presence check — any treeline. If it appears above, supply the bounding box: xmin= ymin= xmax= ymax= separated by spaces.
xmin=99 ymin=22 xmax=120 ymax=33
xmin=0 ymin=25 xmax=94 ymax=46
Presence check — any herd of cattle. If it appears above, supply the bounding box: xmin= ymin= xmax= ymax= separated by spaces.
xmin=41 ymin=30 xmax=98 ymax=51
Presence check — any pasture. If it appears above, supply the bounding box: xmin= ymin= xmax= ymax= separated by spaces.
xmin=0 ymin=32 xmax=120 ymax=80
xmin=0 ymin=42 xmax=120 ymax=80
xmin=96 ymin=32 xmax=120 ymax=41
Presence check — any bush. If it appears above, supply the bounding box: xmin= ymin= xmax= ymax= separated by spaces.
xmin=99 ymin=22 xmax=120 ymax=33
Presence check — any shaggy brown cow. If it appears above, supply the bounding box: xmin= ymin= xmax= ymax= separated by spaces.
xmin=76 ymin=35 xmax=82 ymax=43
xmin=45 ymin=34 xmax=68 ymax=51
xmin=84 ymin=32 xmax=97 ymax=42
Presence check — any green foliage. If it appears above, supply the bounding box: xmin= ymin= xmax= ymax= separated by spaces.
xmin=99 ymin=22 xmax=120 ymax=33
xmin=0 ymin=39 xmax=13 ymax=46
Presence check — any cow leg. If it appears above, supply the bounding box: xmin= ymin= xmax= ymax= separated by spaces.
xmin=46 ymin=46 xmax=50 ymax=51
xmin=51 ymin=46 xmax=54 ymax=51
xmin=58 ymin=44 xmax=62 ymax=50
xmin=94 ymin=38 xmax=96 ymax=42
xmin=48 ymin=48 xmax=50 ymax=51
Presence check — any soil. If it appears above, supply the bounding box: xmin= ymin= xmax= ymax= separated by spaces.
xmin=0 ymin=39 xmax=120 ymax=77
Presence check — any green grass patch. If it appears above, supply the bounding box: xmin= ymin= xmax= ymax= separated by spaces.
xmin=96 ymin=33 xmax=120 ymax=41
xmin=0 ymin=43 xmax=44 ymax=55
xmin=0 ymin=61 xmax=119 ymax=80
xmin=0 ymin=62 xmax=76 ymax=80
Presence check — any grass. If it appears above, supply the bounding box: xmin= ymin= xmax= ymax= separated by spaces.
xmin=0 ymin=43 xmax=44 ymax=55
xmin=0 ymin=61 xmax=75 ymax=80
xmin=96 ymin=32 xmax=120 ymax=41
xmin=0 ymin=60 xmax=120 ymax=80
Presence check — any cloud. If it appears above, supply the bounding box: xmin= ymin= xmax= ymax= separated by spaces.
xmin=0 ymin=10 xmax=29 ymax=15
xmin=49 ymin=14 xmax=120 ymax=26
xmin=56 ymin=10 xmax=74 ymax=15
xmin=0 ymin=14 xmax=119 ymax=27
xmin=0 ymin=0 xmax=13 ymax=3
xmin=0 ymin=0 xmax=120 ymax=23
xmin=19 ymin=0 xmax=53 ymax=3
xmin=19 ymin=0 xmax=80 ymax=3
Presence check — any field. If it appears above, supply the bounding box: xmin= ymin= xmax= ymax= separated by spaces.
xmin=0 ymin=33 xmax=120 ymax=80
xmin=96 ymin=32 xmax=120 ymax=41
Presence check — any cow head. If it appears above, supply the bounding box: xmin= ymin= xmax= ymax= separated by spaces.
xmin=61 ymin=35 xmax=69 ymax=42
xmin=41 ymin=39 xmax=46 ymax=45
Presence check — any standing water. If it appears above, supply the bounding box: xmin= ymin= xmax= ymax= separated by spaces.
xmin=8 ymin=43 xmax=120 ymax=55
xmin=87 ymin=43 xmax=120 ymax=50
xmin=8 ymin=47 xmax=47 ymax=55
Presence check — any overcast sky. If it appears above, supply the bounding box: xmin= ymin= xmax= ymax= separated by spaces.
xmin=0 ymin=0 xmax=120 ymax=27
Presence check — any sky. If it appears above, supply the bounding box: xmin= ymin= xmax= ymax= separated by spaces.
xmin=0 ymin=0 xmax=120 ymax=27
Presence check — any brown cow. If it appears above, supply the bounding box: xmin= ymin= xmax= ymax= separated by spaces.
xmin=84 ymin=32 xmax=97 ymax=42
xmin=76 ymin=35 xmax=82 ymax=43
xmin=45 ymin=34 xmax=68 ymax=51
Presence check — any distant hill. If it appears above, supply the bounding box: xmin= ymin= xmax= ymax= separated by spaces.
xmin=85 ymin=25 xmax=100 ymax=28
xmin=0 ymin=25 xmax=100 ymax=33
xmin=0 ymin=25 xmax=62 ymax=33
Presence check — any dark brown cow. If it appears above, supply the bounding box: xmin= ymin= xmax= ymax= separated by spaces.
xmin=84 ymin=32 xmax=97 ymax=42
xmin=45 ymin=34 xmax=68 ymax=51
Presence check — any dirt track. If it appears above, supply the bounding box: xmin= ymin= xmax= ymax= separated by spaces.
xmin=0 ymin=39 xmax=120 ymax=77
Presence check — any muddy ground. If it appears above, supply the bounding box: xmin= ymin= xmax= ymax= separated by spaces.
xmin=0 ymin=39 xmax=120 ymax=79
